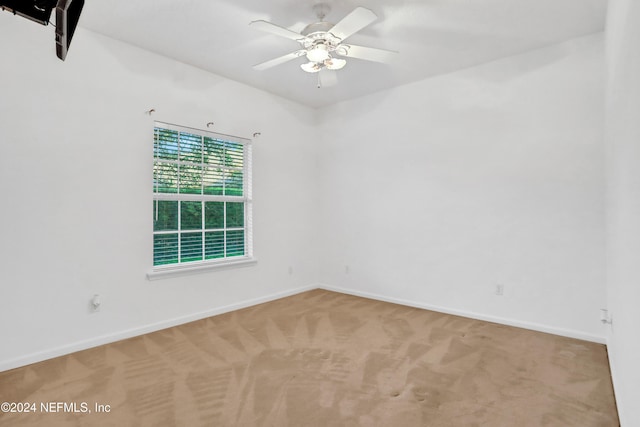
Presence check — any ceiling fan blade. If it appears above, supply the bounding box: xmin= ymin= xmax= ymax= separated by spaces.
xmin=250 ymin=20 xmax=305 ymax=42
xmin=253 ymin=50 xmax=306 ymax=71
xmin=318 ymin=70 xmax=338 ymax=88
xmin=339 ymin=44 xmax=397 ymax=63
xmin=328 ymin=7 xmax=378 ymax=42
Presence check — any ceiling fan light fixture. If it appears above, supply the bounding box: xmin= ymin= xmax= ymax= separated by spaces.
xmin=301 ymin=61 xmax=322 ymax=73
xmin=306 ymin=44 xmax=330 ymax=62
xmin=325 ymin=57 xmax=346 ymax=70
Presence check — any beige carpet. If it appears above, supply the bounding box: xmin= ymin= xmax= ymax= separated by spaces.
xmin=0 ymin=289 xmax=619 ymax=426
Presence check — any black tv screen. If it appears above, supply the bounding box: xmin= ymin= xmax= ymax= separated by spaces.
xmin=55 ymin=0 xmax=84 ymax=60
xmin=1 ymin=0 xmax=84 ymax=61
xmin=0 ymin=0 xmax=57 ymax=25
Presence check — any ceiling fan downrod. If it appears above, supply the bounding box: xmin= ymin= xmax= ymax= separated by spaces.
xmin=312 ymin=3 xmax=330 ymax=22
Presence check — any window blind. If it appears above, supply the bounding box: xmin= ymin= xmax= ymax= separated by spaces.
xmin=152 ymin=122 xmax=252 ymax=268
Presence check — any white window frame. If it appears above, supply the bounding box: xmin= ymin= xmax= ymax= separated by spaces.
xmin=147 ymin=122 xmax=255 ymax=280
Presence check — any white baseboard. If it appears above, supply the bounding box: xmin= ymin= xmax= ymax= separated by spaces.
xmin=318 ymin=284 xmax=607 ymax=344
xmin=0 ymin=284 xmax=316 ymax=373
xmin=1 ymin=283 xmax=607 ymax=373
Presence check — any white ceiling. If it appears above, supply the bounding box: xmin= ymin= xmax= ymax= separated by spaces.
xmin=79 ymin=0 xmax=607 ymax=108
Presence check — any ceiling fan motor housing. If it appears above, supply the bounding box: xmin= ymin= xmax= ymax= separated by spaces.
xmin=301 ymin=21 xmax=333 ymax=36
xmin=300 ymin=22 xmax=342 ymax=52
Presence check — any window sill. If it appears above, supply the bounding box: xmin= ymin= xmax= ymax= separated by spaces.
xmin=147 ymin=257 xmax=257 ymax=281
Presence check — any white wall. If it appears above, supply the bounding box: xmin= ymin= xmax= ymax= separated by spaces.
xmin=0 ymin=16 xmax=320 ymax=370
xmin=317 ymin=34 xmax=607 ymax=342
xmin=0 ymin=10 xmax=613 ymax=394
xmin=605 ymin=0 xmax=640 ymax=425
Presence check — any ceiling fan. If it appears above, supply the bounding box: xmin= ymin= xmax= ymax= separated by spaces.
xmin=250 ymin=3 xmax=397 ymax=74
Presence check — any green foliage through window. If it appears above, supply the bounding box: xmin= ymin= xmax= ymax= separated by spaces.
xmin=153 ymin=123 xmax=251 ymax=267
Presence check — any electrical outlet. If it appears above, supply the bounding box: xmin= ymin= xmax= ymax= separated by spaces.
xmin=495 ymin=284 xmax=504 ymax=296
xmin=600 ymin=308 xmax=612 ymax=324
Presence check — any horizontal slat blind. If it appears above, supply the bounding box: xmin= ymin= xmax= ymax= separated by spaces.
xmin=153 ymin=122 xmax=252 ymax=268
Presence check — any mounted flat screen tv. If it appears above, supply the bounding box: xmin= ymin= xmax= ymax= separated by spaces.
xmin=0 ymin=0 xmax=56 ymax=24
xmin=0 ymin=0 xmax=84 ymax=61
xmin=55 ymin=0 xmax=84 ymax=60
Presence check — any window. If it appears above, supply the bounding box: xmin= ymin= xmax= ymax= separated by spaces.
xmin=151 ymin=122 xmax=253 ymax=275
